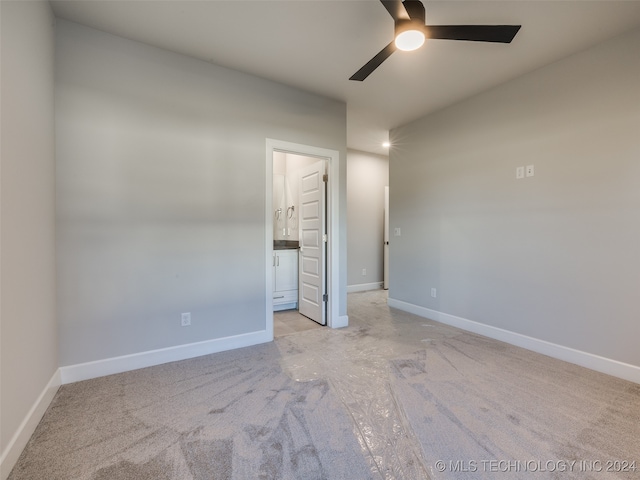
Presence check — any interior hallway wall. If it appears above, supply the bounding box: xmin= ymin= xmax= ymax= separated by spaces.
xmin=55 ymin=20 xmax=347 ymax=368
xmin=0 ymin=1 xmax=58 ymax=475
xmin=347 ymin=149 xmax=389 ymax=291
xmin=389 ymin=27 xmax=640 ymax=369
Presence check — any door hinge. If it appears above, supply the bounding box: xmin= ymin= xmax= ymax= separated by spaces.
xmin=323 ymin=234 xmax=328 ymax=243
xmin=323 ymin=294 xmax=328 ymax=302
xmin=322 ymin=174 xmax=328 ymax=183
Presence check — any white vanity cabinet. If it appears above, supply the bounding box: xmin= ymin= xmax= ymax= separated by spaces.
xmin=273 ymin=249 xmax=298 ymax=311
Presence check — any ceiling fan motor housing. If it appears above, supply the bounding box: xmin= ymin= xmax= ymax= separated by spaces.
xmin=394 ymin=0 xmax=425 ymax=38
xmin=402 ymin=0 xmax=425 ymax=23
xmin=395 ymin=18 xmax=424 ymax=38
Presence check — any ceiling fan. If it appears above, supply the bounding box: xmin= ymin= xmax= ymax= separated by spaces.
xmin=350 ymin=0 xmax=521 ymax=81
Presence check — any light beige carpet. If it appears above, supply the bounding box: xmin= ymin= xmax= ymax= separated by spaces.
xmin=8 ymin=290 xmax=640 ymax=479
xmin=9 ymin=342 xmax=372 ymax=480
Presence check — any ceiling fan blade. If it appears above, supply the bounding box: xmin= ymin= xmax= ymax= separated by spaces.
xmin=426 ymin=25 xmax=521 ymax=43
xmin=349 ymin=41 xmax=397 ymax=81
xmin=380 ymin=0 xmax=410 ymax=22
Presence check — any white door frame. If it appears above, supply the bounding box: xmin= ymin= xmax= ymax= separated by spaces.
xmin=384 ymin=186 xmax=390 ymax=290
xmin=265 ymin=139 xmax=342 ymax=339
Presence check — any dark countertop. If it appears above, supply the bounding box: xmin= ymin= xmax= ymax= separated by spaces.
xmin=274 ymin=240 xmax=299 ymax=250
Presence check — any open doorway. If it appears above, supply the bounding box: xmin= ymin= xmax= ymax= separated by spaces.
xmin=265 ymin=139 xmax=342 ymax=340
xmin=274 ymin=153 xmax=326 ymax=328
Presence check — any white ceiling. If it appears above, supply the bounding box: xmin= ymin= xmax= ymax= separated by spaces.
xmin=50 ymin=0 xmax=640 ymax=156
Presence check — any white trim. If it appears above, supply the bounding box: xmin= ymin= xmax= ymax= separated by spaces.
xmin=332 ymin=314 xmax=349 ymax=329
xmin=60 ymin=330 xmax=270 ymax=385
xmin=1 ymin=369 xmax=61 ymax=480
xmin=387 ymin=297 xmax=640 ymax=385
xmin=265 ymin=139 xmax=343 ymax=330
xmin=327 ymin=146 xmax=341 ymax=329
xmin=265 ymin=141 xmax=275 ymax=341
xmin=347 ymin=282 xmax=383 ymax=293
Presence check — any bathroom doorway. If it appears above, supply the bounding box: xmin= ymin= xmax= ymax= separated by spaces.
xmin=265 ymin=139 xmax=341 ymax=339
xmin=273 ymin=153 xmax=326 ymax=327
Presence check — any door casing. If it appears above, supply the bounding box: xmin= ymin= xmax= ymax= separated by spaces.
xmin=265 ymin=139 xmax=342 ymax=339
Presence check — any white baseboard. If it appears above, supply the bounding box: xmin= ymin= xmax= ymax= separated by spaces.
xmin=1 ymin=369 xmax=61 ymax=480
xmin=60 ymin=330 xmax=271 ymax=385
xmin=347 ymin=282 xmax=383 ymax=293
xmin=331 ymin=314 xmax=349 ymax=329
xmin=388 ymin=297 xmax=640 ymax=385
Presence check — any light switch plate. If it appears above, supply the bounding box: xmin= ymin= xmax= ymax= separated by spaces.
xmin=516 ymin=166 xmax=524 ymax=179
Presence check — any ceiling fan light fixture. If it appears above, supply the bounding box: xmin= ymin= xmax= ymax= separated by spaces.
xmin=395 ymin=29 xmax=425 ymax=51
xmin=394 ymin=19 xmax=425 ymax=51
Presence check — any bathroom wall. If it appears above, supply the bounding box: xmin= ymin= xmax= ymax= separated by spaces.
xmin=273 ymin=152 xmax=317 ymax=242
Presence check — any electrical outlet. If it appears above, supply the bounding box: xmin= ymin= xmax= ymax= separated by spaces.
xmin=516 ymin=166 xmax=524 ymax=179
xmin=362 ymin=268 xmax=367 ymax=276
xmin=526 ymin=165 xmax=535 ymax=177
xmin=431 ymin=288 xmax=437 ymax=298
xmin=181 ymin=312 xmax=191 ymax=327
xmin=394 ymin=228 xmax=401 ymax=236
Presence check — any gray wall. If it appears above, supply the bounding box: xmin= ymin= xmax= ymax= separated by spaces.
xmin=347 ymin=149 xmax=389 ymax=288
xmin=390 ymin=27 xmax=640 ymax=367
xmin=56 ymin=20 xmax=347 ymax=367
xmin=0 ymin=0 xmax=57 ymax=460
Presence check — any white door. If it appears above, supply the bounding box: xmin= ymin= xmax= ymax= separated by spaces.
xmin=383 ymin=186 xmax=389 ymax=290
xmin=298 ymin=160 xmax=326 ymax=325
